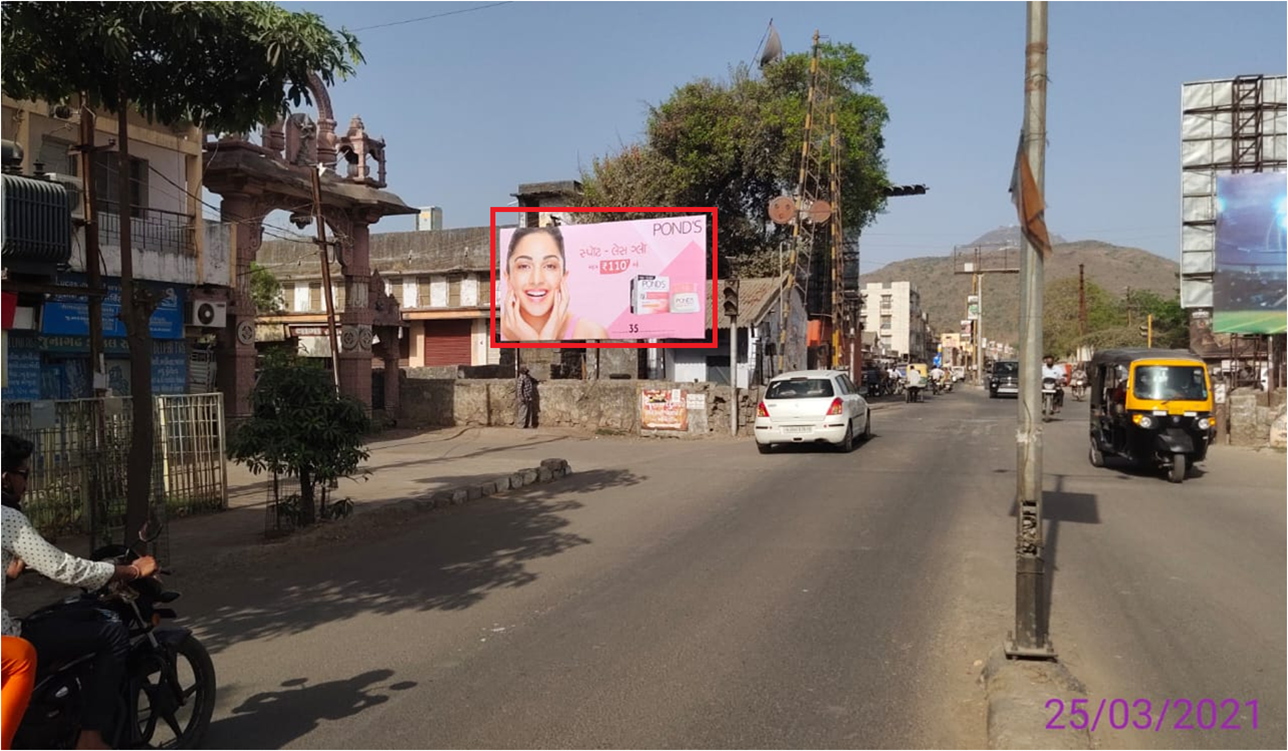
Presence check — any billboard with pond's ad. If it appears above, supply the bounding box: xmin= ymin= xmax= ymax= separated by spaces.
xmin=492 ymin=211 xmax=715 ymax=346
xmin=1213 ymin=173 xmax=1287 ymax=334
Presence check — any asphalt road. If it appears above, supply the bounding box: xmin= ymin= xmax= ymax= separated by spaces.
xmin=174 ymin=387 xmax=1285 ymax=749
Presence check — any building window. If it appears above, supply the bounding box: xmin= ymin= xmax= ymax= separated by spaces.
xmin=880 ymin=315 xmax=892 ymax=330
xmin=447 ymin=273 xmax=464 ymax=308
xmin=93 ymin=152 xmax=148 ymax=216
xmin=880 ymin=295 xmax=892 ymax=311
xmin=39 ymin=137 xmax=77 ymax=175
xmin=308 ymin=282 xmax=322 ymax=312
xmin=417 ymin=276 xmax=431 ymax=308
xmin=388 ymin=277 xmax=404 ymax=305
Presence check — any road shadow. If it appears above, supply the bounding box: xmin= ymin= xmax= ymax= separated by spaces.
xmin=1009 ymin=476 xmax=1099 ymax=642
xmin=1099 ymin=454 xmax=1209 ymax=482
xmin=205 ymin=670 xmax=416 ymax=749
xmin=188 ymin=468 xmax=642 ymax=654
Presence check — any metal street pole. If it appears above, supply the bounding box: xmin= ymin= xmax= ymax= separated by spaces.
xmin=310 ymin=166 xmax=342 ymax=390
xmin=976 ymin=274 xmax=985 ymax=386
xmin=731 ymin=315 xmax=739 ymax=436
xmin=1009 ymin=0 xmax=1055 ymax=659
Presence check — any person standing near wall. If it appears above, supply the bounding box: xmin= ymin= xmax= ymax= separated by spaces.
xmin=516 ymin=366 xmax=539 ymax=429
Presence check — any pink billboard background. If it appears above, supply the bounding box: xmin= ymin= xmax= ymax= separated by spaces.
xmin=496 ymin=215 xmax=708 ymax=341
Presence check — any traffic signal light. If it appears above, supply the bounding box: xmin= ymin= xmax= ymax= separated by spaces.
xmin=883 ymin=184 xmax=928 ymax=197
xmin=723 ymin=280 xmax=740 ymax=319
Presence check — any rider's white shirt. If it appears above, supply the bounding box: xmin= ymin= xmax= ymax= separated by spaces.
xmin=1042 ymin=364 xmax=1065 ymax=383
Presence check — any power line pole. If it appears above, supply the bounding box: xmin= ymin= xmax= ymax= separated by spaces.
xmin=1009 ymin=0 xmax=1055 ymax=659
xmin=309 ymin=166 xmax=342 ymax=390
xmin=1078 ymin=263 xmax=1087 ymax=340
xmin=77 ymin=97 xmax=107 ymax=398
xmin=976 ymin=268 xmax=985 ymax=383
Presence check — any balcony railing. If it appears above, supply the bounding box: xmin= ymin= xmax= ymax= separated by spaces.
xmin=98 ymin=201 xmax=197 ymax=257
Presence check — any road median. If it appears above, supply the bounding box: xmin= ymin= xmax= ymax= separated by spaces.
xmin=982 ymin=648 xmax=1091 ymax=749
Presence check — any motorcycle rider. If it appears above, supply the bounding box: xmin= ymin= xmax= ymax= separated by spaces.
xmin=1042 ymin=355 xmax=1066 ymax=414
xmin=1071 ymin=363 xmax=1088 ymax=398
xmin=2 ymin=435 xmax=158 ymax=750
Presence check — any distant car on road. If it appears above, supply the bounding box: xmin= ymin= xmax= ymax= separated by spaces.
xmin=754 ymin=370 xmax=872 ymax=453
xmin=989 ymin=360 xmax=1020 ymax=398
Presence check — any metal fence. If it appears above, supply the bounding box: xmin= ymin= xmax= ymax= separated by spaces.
xmin=1 ymin=393 xmax=226 ymax=553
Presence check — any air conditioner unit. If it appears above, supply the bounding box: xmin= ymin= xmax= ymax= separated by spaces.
xmin=191 ymin=300 xmax=227 ymax=328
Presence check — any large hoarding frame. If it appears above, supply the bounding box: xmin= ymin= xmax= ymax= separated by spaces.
xmin=1179 ymin=75 xmax=1287 ymax=312
xmin=490 ymin=207 xmax=719 ymax=349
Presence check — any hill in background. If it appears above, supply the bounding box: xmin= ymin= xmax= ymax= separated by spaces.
xmin=859 ymin=237 xmax=1178 ymax=346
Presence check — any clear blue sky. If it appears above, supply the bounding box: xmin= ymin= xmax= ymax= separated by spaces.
xmin=272 ymin=1 xmax=1286 ymax=272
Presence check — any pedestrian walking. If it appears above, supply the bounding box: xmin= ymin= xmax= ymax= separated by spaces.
xmin=516 ymin=366 xmax=539 ymax=429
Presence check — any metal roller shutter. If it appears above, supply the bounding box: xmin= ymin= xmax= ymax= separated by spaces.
xmin=424 ymin=319 xmax=473 ymax=365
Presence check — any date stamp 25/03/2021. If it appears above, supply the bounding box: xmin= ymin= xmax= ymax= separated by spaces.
xmin=1046 ymin=699 xmax=1259 ymax=732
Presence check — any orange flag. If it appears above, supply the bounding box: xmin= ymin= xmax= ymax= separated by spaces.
xmin=1009 ymin=131 xmax=1052 ymax=258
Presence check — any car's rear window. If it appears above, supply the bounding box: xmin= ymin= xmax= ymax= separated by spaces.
xmin=766 ymin=378 xmax=835 ymax=399
xmin=994 ymin=362 xmax=1019 ymax=375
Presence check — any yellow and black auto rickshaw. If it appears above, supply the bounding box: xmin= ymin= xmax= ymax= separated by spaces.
xmin=1088 ymin=348 xmax=1216 ymax=483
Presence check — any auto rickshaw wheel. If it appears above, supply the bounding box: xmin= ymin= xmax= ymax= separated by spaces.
xmin=1089 ymin=439 xmax=1104 ymax=468
xmin=1168 ymin=456 xmax=1186 ymax=484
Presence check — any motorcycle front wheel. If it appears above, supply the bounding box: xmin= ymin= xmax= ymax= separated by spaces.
xmin=135 ymin=633 xmax=217 ymax=749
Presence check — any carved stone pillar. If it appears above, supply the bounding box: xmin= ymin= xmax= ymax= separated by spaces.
xmin=217 ymin=192 xmax=265 ymax=419
xmin=338 ymin=217 xmax=373 ymax=410
xmin=382 ymin=337 xmax=401 ymax=421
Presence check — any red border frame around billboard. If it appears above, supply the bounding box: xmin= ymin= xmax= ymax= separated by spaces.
xmin=489 ymin=207 xmax=719 ymax=349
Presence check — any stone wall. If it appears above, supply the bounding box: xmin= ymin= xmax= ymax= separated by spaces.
xmin=1224 ymin=388 xmax=1287 ymax=448
xmin=401 ymin=375 xmax=766 ymax=438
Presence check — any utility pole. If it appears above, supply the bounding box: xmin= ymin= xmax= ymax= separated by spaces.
xmin=1077 ymin=263 xmax=1087 ymax=340
xmin=1147 ymin=314 xmax=1153 ymax=348
xmin=309 ymin=166 xmax=342 ymax=390
xmin=976 ymin=272 xmax=985 ymax=384
xmin=1009 ymin=0 xmax=1054 ymax=659
xmin=77 ymin=97 xmax=107 ymax=397
xmin=955 ymin=246 xmax=1016 ymax=386
xmin=731 ymin=314 xmax=739 ymax=436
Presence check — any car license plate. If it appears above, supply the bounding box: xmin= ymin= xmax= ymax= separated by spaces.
xmin=784 ymin=426 xmax=813 ymax=434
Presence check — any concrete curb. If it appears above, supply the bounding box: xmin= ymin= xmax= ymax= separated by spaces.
xmin=395 ymin=458 xmax=574 ymax=514
xmin=982 ymin=648 xmax=1091 ymax=750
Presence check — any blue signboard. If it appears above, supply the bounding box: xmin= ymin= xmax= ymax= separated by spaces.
xmin=1 ymin=333 xmax=188 ymax=401
xmin=2 ymin=333 xmax=43 ymax=401
xmin=41 ymin=274 xmax=185 ymax=340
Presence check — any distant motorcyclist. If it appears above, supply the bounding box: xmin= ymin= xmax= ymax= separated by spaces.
xmin=1042 ymin=355 xmax=1066 ymax=414
xmin=1070 ymin=364 xmax=1088 ymax=399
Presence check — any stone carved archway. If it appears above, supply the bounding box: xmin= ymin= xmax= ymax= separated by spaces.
xmin=204 ymin=75 xmax=415 ymax=418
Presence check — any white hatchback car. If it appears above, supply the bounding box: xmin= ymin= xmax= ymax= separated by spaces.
xmin=754 ymin=370 xmax=872 ymax=453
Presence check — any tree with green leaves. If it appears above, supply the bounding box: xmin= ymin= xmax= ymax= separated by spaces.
xmin=2 ymin=1 xmax=362 ymax=544
xmin=229 ymin=351 xmax=370 ymax=528
xmin=250 ymin=262 xmax=286 ymax=315
xmin=1044 ymin=278 xmax=1190 ymax=358
xmin=579 ymin=43 xmax=889 ymax=276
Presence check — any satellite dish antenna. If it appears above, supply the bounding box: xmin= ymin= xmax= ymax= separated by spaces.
xmin=768 ymin=195 xmax=796 ymax=225
xmin=759 ymin=23 xmax=783 ymax=68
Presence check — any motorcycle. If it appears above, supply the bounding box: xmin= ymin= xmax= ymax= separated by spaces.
xmin=1071 ymin=375 xmax=1087 ymax=401
xmin=929 ymin=378 xmax=941 ymax=396
xmin=905 ymin=383 xmax=923 ymax=403
xmin=14 ymin=524 xmax=216 ymax=751
xmin=1041 ymin=377 xmax=1060 ymax=421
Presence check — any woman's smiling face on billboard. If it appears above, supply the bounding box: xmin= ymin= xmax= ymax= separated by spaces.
xmin=507 ymin=231 xmax=566 ymax=319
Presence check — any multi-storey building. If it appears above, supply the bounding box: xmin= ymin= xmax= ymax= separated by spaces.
xmin=858 ymin=281 xmax=928 ymax=362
